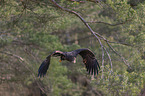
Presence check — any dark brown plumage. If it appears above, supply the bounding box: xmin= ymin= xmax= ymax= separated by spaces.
xmin=38 ymin=48 xmax=100 ymax=77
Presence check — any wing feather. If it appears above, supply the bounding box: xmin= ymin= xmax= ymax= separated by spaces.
xmin=73 ymin=48 xmax=100 ymax=76
xmin=38 ymin=55 xmax=51 ymax=77
xmin=38 ymin=51 xmax=65 ymax=77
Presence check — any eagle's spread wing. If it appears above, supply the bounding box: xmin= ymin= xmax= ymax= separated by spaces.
xmin=38 ymin=51 xmax=65 ymax=77
xmin=74 ymin=48 xmax=100 ymax=75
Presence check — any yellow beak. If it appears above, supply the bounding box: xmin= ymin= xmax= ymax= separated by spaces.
xmin=59 ymin=60 xmax=62 ymax=62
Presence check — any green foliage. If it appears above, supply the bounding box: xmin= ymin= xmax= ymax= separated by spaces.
xmin=97 ymin=64 xmax=145 ymax=96
xmin=0 ymin=0 xmax=145 ymax=95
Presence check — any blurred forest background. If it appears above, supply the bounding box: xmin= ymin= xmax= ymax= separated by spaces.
xmin=0 ymin=0 xmax=145 ymax=96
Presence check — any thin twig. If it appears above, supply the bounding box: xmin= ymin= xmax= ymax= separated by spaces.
xmin=86 ymin=18 xmax=133 ymax=26
xmin=103 ymin=46 xmax=113 ymax=72
xmin=106 ymin=41 xmax=129 ymax=66
xmin=0 ymin=51 xmax=48 ymax=95
xmin=62 ymin=34 xmax=135 ymax=47
xmin=68 ymin=0 xmax=86 ymax=3
xmin=101 ymin=46 xmax=104 ymax=80
xmin=95 ymin=32 xmax=131 ymax=68
xmin=105 ymin=39 xmax=135 ymax=47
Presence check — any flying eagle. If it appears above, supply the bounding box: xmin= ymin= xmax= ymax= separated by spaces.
xmin=38 ymin=48 xmax=100 ymax=77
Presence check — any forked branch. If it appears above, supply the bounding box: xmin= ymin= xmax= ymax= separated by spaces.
xmin=50 ymin=0 xmax=105 ymax=69
xmin=49 ymin=0 xmax=131 ymax=72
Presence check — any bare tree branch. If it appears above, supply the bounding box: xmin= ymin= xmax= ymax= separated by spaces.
xmin=0 ymin=51 xmax=48 ymax=95
xmin=86 ymin=18 xmax=133 ymax=26
xmin=49 ymin=0 xmax=131 ymax=70
xmin=68 ymin=0 xmax=101 ymax=3
xmin=105 ymin=40 xmax=135 ymax=47
xmin=50 ymin=0 xmax=105 ymax=70
xmin=62 ymin=34 xmax=135 ymax=47
xmin=68 ymin=0 xmax=86 ymax=3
